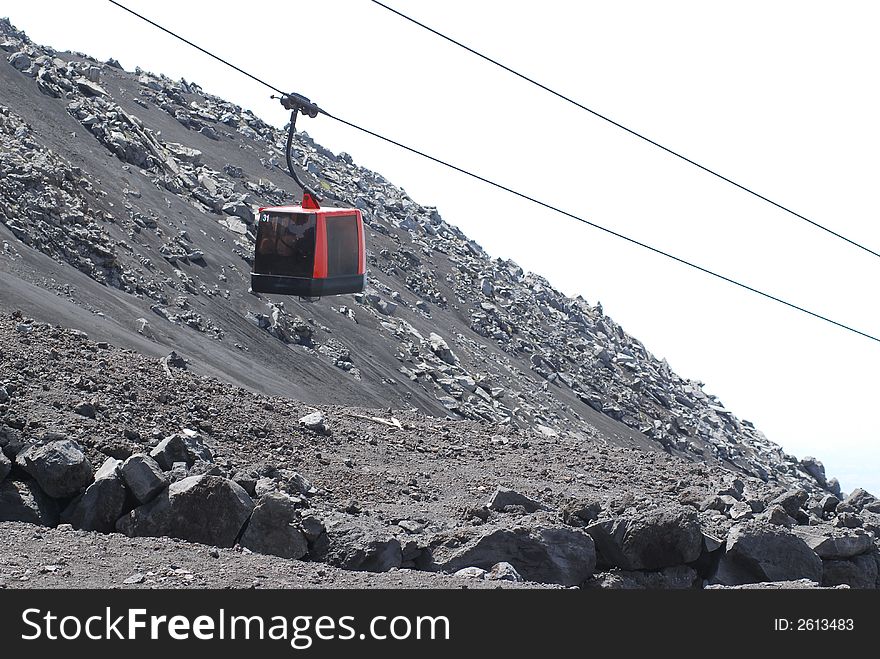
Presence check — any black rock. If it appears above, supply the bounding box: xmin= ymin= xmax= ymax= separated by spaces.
xmin=821 ymin=555 xmax=878 ymax=589
xmin=563 ymin=499 xmax=603 ymax=526
xmin=712 ymin=520 xmax=823 ymax=586
xmin=768 ymin=488 xmax=808 ymax=518
xmin=121 ymin=453 xmax=168 ymax=504
xmin=844 ymin=488 xmax=877 ymax=512
xmin=240 ymin=492 xmax=308 ymax=559
xmin=759 ymin=504 xmax=795 ymax=527
xmin=165 ymin=351 xmax=188 ymax=369
xmin=820 ymin=494 xmax=840 ymax=514
xmin=149 ymin=433 xmax=212 ymax=470
xmin=73 ymin=401 xmax=97 ymax=418
xmin=116 ymin=475 xmax=254 ymax=547
xmin=793 ymin=526 xmax=874 ymax=560
xmin=15 ymin=439 xmax=94 ymax=498
xmin=320 ymin=513 xmax=403 ymax=572
xmin=60 ymin=462 xmax=128 ymax=533
xmin=300 ymin=515 xmax=325 ymax=543
xmin=0 ymin=426 xmax=27 ymax=459
xmin=587 ymin=565 xmax=700 ymax=590
xmin=487 ymin=486 xmax=546 ymax=513
xmin=585 ymin=506 xmax=702 ymax=571
xmin=0 ymin=479 xmax=59 ymax=526
xmin=799 ymin=456 xmax=827 ymax=488
xmin=440 ymin=525 xmax=596 ymax=586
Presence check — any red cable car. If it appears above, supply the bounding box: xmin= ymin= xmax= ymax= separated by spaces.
xmin=251 ymin=192 xmax=366 ymax=296
xmin=251 ymin=92 xmax=366 ymax=297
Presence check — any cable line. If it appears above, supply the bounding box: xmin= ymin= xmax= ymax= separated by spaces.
xmin=107 ymin=0 xmax=286 ymax=95
xmin=105 ymin=0 xmax=880 ymax=344
xmin=369 ymin=0 xmax=880 ymax=261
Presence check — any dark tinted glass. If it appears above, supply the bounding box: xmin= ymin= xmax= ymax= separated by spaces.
xmin=325 ymin=214 xmax=359 ymax=276
xmin=254 ymin=212 xmax=316 ymax=277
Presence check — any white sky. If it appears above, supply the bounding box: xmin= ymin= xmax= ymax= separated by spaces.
xmin=5 ymin=0 xmax=879 ymax=495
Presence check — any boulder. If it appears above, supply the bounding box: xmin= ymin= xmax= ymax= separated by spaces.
xmin=8 ymin=51 xmax=31 ymax=71
xmin=820 ymin=494 xmax=840 ymax=514
xmin=121 ymin=453 xmax=168 ymax=504
xmin=712 ymin=520 xmax=823 ymax=586
xmin=562 ymin=498 xmax=602 ymax=526
xmin=240 ymin=492 xmax=308 ymax=560
xmin=487 ymin=487 xmax=546 ymax=513
xmin=60 ymin=460 xmax=127 ymax=532
xmin=768 ymin=488 xmax=808 ymax=518
xmin=799 ymin=456 xmax=827 ymax=488
xmin=587 ymin=565 xmax=700 ymax=589
xmin=298 ymin=412 xmax=329 ymax=435
xmin=844 ymin=488 xmax=877 ymax=512
xmin=428 ymin=332 xmax=458 ymax=365
xmin=300 ymin=515 xmax=325 ymax=543
xmin=585 ymin=506 xmax=702 ymax=570
xmin=453 ymin=567 xmax=487 ymax=579
xmin=282 ymin=469 xmax=318 ymax=497
xmin=15 ymin=439 xmax=94 ymax=498
xmin=826 ymin=477 xmax=843 ymax=498
xmin=0 ymin=479 xmax=58 ymax=526
xmin=319 ymin=514 xmax=403 ymax=572
xmin=73 ymin=401 xmax=97 ymax=418
xmin=486 ymin=562 xmax=523 ymax=582
xmin=0 ymin=426 xmax=27 ymax=459
xmin=116 ymin=475 xmax=254 ymax=547
xmin=835 ymin=512 xmax=863 ymax=529
xmin=728 ymin=501 xmax=753 ymax=521
xmin=793 ymin=526 xmax=874 ymax=559
xmin=440 ymin=525 xmax=596 ymax=586
xmin=758 ymin=504 xmax=795 ymax=527
xmin=149 ymin=433 xmax=212 ymax=470
xmin=94 ymin=458 xmax=122 ymax=480
xmin=821 ymin=555 xmax=878 ymax=589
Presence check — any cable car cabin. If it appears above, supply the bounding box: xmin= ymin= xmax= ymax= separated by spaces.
xmin=251 ymin=196 xmax=365 ymax=297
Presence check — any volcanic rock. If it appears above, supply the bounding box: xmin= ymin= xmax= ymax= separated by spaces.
xmin=588 ymin=565 xmax=700 ymax=589
xmin=713 ymin=520 xmax=823 ymax=586
xmin=844 ymin=488 xmax=877 ymax=512
xmin=0 ymin=479 xmax=59 ymax=525
xmin=240 ymin=492 xmax=308 ymax=560
xmin=15 ymin=439 xmax=94 ymax=498
xmin=793 ymin=526 xmax=874 ymax=560
xmin=439 ymin=525 xmax=596 ymax=586
xmin=821 ymin=554 xmax=878 ymax=589
xmin=121 ymin=454 xmax=168 ymax=504
xmin=585 ymin=506 xmax=702 ymax=570
xmin=116 ymin=475 xmax=254 ymax=547
xmin=60 ymin=459 xmax=128 ymax=532
xmin=487 ymin=487 xmax=546 ymax=513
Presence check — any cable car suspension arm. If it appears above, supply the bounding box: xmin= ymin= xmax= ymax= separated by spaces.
xmin=273 ymin=92 xmax=321 ymax=202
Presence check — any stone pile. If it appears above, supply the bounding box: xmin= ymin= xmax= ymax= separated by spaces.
xmin=0 ymin=314 xmax=878 ymax=588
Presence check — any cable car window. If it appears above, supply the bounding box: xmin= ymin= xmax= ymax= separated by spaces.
xmin=254 ymin=212 xmax=316 ymax=277
xmin=325 ymin=214 xmax=359 ymax=276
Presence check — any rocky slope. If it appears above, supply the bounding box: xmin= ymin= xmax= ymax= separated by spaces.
xmin=1 ymin=19 xmax=878 ymax=588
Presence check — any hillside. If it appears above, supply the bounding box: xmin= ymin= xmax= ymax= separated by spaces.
xmin=1 ymin=18 xmax=878 ymax=589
